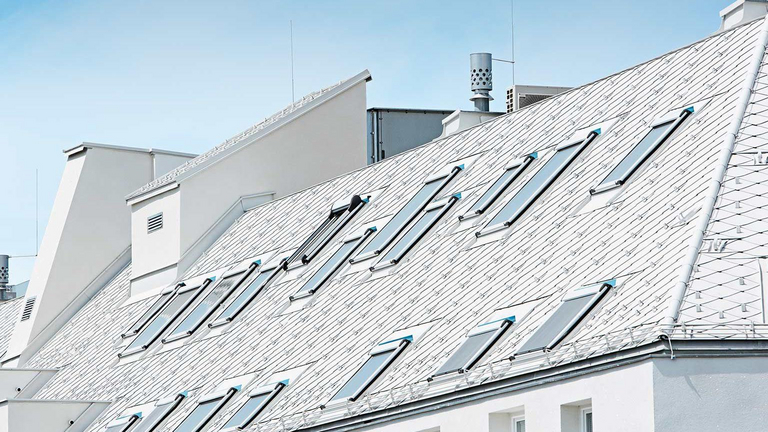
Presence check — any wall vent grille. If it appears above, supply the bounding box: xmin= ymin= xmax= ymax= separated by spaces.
xmin=21 ymin=296 xmax=36 ymax=321
xmin=147 ymin=213 xmax=163 ymax=233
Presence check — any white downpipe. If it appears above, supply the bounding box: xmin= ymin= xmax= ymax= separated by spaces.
xmin=662 ymin=16 xmax=768 ymax=332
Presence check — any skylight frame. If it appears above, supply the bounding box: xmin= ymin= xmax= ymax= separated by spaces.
xmin=433 ymin=320 xmax=512 ymax=377
xmin=172 ymin=387 xmax=238 ymax=432
xmin=208 ymin=260 xmax=285 ymax=328
xmin=478 ymin=130 xmax=600 ymax=237
xmin=590 ymin=107 xmax=694 ymax=195
xmin=351 ymin=163 xmax=463 ymax=263
xmin=220 ymin=382 xmax=286 ymax=431
xmin=371 ymin=194 xmax=460 ymax=271
xmin=121 ymin=287 xmax=177 ymax=339
xmin=330 ymin=338 xmax=410 ymax=403
xmin=286 ymin=194 xmax=367 ymax=268
xmin=132 ymin=393 xmax=186 ymax=432
xmin=459 ymin=153 xmax=537 ymax=220
xmin=105 ymin=414 xmax=141 ymax=432
xmin=290 ymin=227 xmax=376 ymax=301
xmin=119 ymin=279 xmax=213 ymax=357
xmin=515 ymin=280 xmax=614 ymax=355
xmin=162 ymin=263 xmax=260 ymax=343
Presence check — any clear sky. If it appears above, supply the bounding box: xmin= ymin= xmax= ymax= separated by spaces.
xmin=0 ymin=0 xmax=732 ymax=284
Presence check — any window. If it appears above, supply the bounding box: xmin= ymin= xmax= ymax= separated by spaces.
xmin=460 ymin=153 xmax=536 ymax=220
xmin=120 ymin=280 xmax=212 ymax=357
xmin=290 ymin=228 xmax=375 ymax=300
xmin=352 ymin=164 xmax=463 ymax=262
xmin=516 ymin=280 xmax=613 ymax=354
xmin=478 ymin=131 xmax=600 ymax=236
xmin=513 ymin=416 xmax=526 ymax=432
xmin=122 ymin=290 xmax=174 ymax=338
xmin=173 ymin=388 xmax=238 ymax=432
xmin=372 ymin=195 xmax=459 ymax=270
xmin=331 ymin=338 xmax=410 ymax=403
xmin=286 ymin=195 xmax=367 ymax=267
xmin=582 ymin=408 xmax=593 ymax=432
xmin=221 ymin=382 xmax=285 ymax=430
xmin=591 ymin=107 xmax=693 ymax=194
xmin=209 ymin=265 xmax=281 ymax=328
xmin=133 ymin=393 xmax=186 ymax=432
xmin=105 ymin=414 xmax=140 ymax=432
xmin=163 ymin=264 xmax=259 ymax=343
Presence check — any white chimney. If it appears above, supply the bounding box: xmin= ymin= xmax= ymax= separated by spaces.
xmin=719 ymin=0 xmax=768 ymax=32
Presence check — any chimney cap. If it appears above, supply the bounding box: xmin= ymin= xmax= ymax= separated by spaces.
xmin=719 ymin=0 xmax=768 ymax=32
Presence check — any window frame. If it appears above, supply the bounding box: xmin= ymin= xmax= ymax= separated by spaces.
xmin=132 ymin=393 xmax=186 ymax=432
xmin=122 ymin=288 xmax=176 ymax=339
xmin=478 ymin=131 xmax=600 ymax=237
xmin=290 ymin=227 xmax=376 ymax=301
xmin=208 ymin=261 xmax=284 ymax=328
xmin=581 ymin=407 xmax=593 ymax=432
xmin=512 ymin=416 xmax=526 ymax=432
xmin=351 ymin=164 xmax=463 ymax=263
xmin=590 ymin=107 xmax=693 ymax=195
xmin=516 ymin=281 xmax=613 ymax=355
xmin=120 ymin=279 xmax=213 ymax=357
xmin=330 ymin=338 xmax=410 ymax=403
xmin=172 ymin=387 xmax=238 ymax=432
xmin=104 ymin=414 xmax=141 ymax=432
xmin=460 ymin=153 xmax=536 ymax=220
xmin=433 ymin=319 xmax=512 ymax=377
xmin=286 ymin=195 xmax=367 ymax=268
xmin=220 ymin=382 xmax=286 ymax=431
xmin=371 ymin=194 xmax=460 ymax=271
xmin=162 ymin=263 xmax=260 ymax=343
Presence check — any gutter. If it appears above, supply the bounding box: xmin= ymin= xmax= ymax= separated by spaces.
xmin=662 ymin=15 xmax=768 ymax=331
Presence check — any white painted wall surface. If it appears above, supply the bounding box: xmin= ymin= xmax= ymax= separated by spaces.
xmin=653 ymin=356 xmax=768 ymax=432
xmin=130 ymin=188 xmax=182 ymax=283
xmin=0 ymin=399 xmax=109 ymax=432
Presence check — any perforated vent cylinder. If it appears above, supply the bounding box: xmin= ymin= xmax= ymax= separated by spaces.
xmin=470 ymin=53 xmax=492 ymax=91
xmin=0 ymin=255 xmax=8 ymax=286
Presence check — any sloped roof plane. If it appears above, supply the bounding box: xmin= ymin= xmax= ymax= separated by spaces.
xmin=19 ymin=17 xmax=768 ymax=432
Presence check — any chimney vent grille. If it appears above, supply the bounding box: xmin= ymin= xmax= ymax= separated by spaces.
xmin=147 ymin=213 xmax=163 ymax=233
xmin=21 ymin=296 xmax=36 ymax=321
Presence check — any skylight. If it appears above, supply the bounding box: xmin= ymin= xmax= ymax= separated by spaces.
xmin=120 ymin=280 xmax=212 ymax=357
xmin=286 ymin=194 xmax=367 ymax=267
xmin=371 ymin=194 xmax=459 ymax=270
xmin=331 ymin=337 xmax=410 ymax=403
xmin=516 ymin=280 xmax=614 ymax=354
xmin=352 ymin=163 xmax=463 ymax=262
xmin=122 ymin=289 xmax=174 ymax=338
xmin=172 ymin=387 xmax=238 ymax=432
xmin=460 ymin=153 xmax=536 ymax=220
xmin=290 ymin=227 xmax=376 ymax=300
xmin=133 ymin=393 xmax=186 ymax=432
xmin=221 ymin=382 xmax=286 ymax=431
xmin=591 ymin=107 xmax=693 ymax=194
xmin=209 ymin=264 xmax=282 ymax=328
xmin=163 ymin=264 xmax=259 ymax=343
xmin=104 ymin=414 xmax=140 ymax=432
xmin=478 ymin=130 xmax=600 ymax=236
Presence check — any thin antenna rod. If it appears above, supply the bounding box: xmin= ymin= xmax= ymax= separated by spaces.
xmin=511 ymin=0 xmax=516 ymax=86
xmin=290 ymin=20 xmax=295 ymax=104
xmin=35 ymin=168 xmax=39 ymax=256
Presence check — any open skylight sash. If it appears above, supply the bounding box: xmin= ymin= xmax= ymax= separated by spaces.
xmin=373 ymin=195 xmax=459 ymax=269
xmin=133 ymin=393 xmax=186 ymax=432
xmin=461 ymin=154 xmax=536 ymax=220
xmin=591 ymin=109 xmax=691 ymax=194
xmin=353 ymin=166 xmax=462 ymax=262
xmin=163 ymin=265 xmax=258 ymax=343
xmin=479 ymin=132 xmax=598 ymax=236
xmin=209 ymin=267 xmax=280 ymax=328
xmin=302 ymin=198 xmax=366 ymax=265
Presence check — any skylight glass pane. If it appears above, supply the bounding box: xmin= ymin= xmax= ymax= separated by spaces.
xmin=214 ymin=268 xmax=276 ymax=323
xmin=434 ymin=330 xmax=496 ymax=376
xmin=467 ymin=158 xmax=532 ymax=216
xmin=516 ymin=294 xmax=596 ymax=354
xmin=173 ymin=399 xmax=220 ymax=432
xmin=166 ymin=274 xmax=241 ymax=340
xmin=133 ymin=396 xmax=184 ymax=432
xmin=222 ymin=393 xmax=271 ymax=429
xmin=357 ymin=176 xmax=449 ymax=258
xmin=332 ymin=350 xmax=393 ymax=401
xmin=377 ymin=204 xmax=448 ymax=266
xmin=126 ymin=288 xmax=198 ymax=352
xmin=294 ymin=239 xmax=360 ymax=298
xmin=486 ymin=143 xmax=583 ymax=229
xmin=287 ymin=215 xmax=339 ymax=265
xmin=124 ymin=291 xmax=173 ymax=337
xmin=596 ymin=121 xmax=674 ymax=190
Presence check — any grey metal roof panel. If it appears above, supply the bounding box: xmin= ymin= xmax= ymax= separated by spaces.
xmin=125 ymin=70 xmax=372 ymax=202
xmin=20 ymin=19 xmax=768 ymax=432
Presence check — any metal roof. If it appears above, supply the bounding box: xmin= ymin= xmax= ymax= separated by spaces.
xmin=17 ymin=18 xmax=768 ymax=432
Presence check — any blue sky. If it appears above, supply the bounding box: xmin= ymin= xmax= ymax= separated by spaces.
xmin=0 ymin=0 xmax=731 ymax=283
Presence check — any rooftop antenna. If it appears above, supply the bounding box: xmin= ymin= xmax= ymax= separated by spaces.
xmin=290 ymin=20 xmax=295 ymax=105
xmin=36 ymin=168 xmax=39 ymax=255
xmin=490 ymin=0 xmax=516 ymax=98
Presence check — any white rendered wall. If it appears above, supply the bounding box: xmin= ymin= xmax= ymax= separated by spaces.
xmin=0 ymin=400 xmax=108 ymax=432
xmin=130 ymin=188 xmax=182 ymax=286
